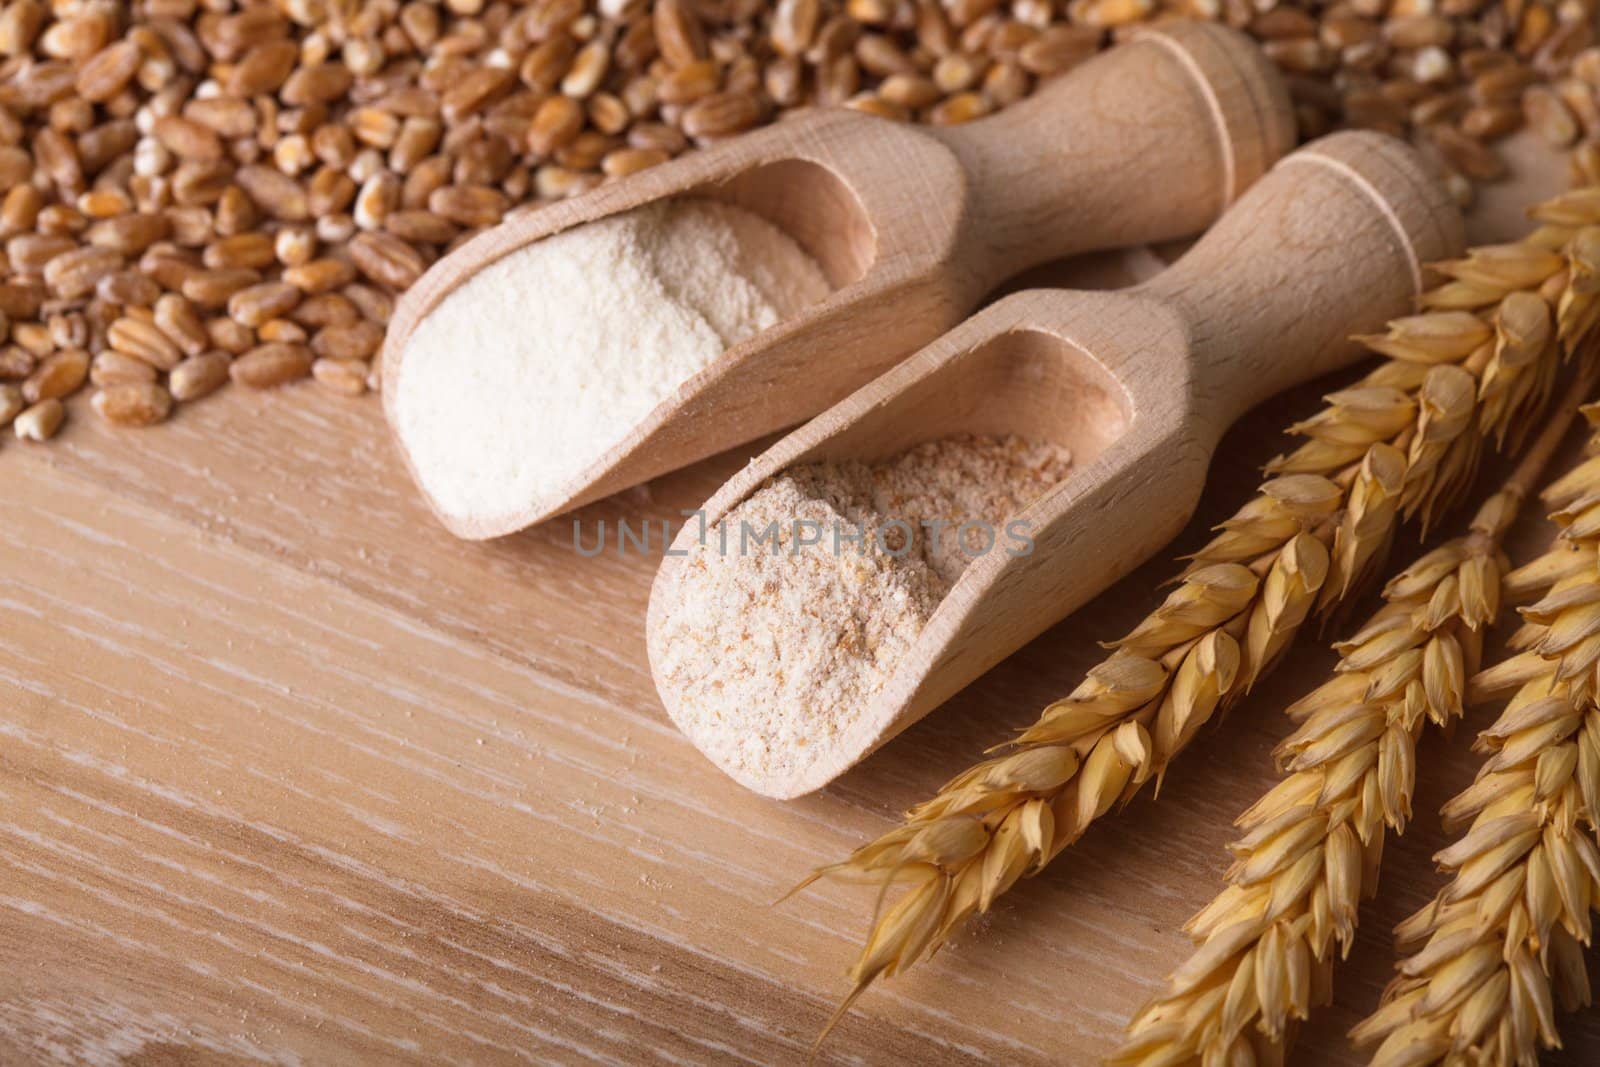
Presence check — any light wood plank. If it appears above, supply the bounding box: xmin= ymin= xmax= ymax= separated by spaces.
xmin=11 ymin=372 xmax=1600 ymax=1063
xmin=3 ymin=132 xmax=1598 ymax=1064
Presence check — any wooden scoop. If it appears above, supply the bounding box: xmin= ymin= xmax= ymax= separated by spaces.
xmin=646 ymin=131 xmax=1464 ymax=799
xmin=382 ymin=22 xmax=1294 ymax=539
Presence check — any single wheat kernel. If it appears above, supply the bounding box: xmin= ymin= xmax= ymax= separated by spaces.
xmin=13 ymin=397 xmax=63 ymax=440
xmin=92 ymin=380 xmax=172 ymax=425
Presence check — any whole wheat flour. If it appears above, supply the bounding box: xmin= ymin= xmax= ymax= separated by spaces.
xmin=394 ymin=199 xmax=830 ymax=525
xmin=650 ymin=433 xmax=1073 ymax=793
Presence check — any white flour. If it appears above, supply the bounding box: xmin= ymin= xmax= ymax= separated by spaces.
xmin=394 ymin=199 xmax=829 ymax=525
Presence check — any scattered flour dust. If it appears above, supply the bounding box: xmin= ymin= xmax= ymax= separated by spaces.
xmin=651 ymin=433 xmax=1073 ymax=792
xmin=394 ymin=198 xmax=830 ymax=523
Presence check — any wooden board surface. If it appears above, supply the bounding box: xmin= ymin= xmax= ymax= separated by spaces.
xmin=6 ymin=133 xmax=1600 ymax=1065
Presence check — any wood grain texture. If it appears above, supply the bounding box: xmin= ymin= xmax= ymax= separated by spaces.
xmin=4 ymin=134 xmax=1600 ymax=1065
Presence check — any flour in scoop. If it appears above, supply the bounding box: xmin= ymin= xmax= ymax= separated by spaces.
xmin=650 ymin=433 xmax=1073 ymax=794
xmin=394 ymin=199 xmax=830 ymax=526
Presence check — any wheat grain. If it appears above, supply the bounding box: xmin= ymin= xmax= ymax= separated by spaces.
xmin=12 ymin=396 xmax=59 ymax=441
xmin=1353 ymin=401 xmax=1600 ymax=1067
xmin=799 ymin=189 xmax=1600 ymax=1039
xmin=1110 ymin=384 xmax=1584 ymax=1067
xmin=4 ymin=1 xmax=1598 ymax=439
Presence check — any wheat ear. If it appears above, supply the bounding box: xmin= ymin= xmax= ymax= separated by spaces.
xmin=1109 ymin=382 xmax=1585 ymax=1067
xmin=800 ymin=191 xmax=1600 ymax=1036
xmin=1352 ymin=399 xmax=1600 ymax=1067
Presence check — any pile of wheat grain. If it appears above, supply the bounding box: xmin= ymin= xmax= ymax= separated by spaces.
xmin=4 ymin=0 xmax=1600 ymax=443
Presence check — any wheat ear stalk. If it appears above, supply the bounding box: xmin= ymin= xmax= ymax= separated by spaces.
xmin=1352 ymin=399 xmax=1600 ymax=1067
xmin=1109 ymin=382 xmax=1585 ymax=1067
xmin=799 ymin=191 xmax=1600 ymax=1036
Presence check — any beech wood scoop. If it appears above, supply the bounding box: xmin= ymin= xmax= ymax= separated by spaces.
xmin=646 ymin=131 xmax=1465 ymax=798
xmin=383 ymin=22 xmax=1294 ymax=539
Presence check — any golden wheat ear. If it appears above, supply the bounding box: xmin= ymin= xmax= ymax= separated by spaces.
xmin=1353 ymin=383 xmax=1600 ymax=1067
xmin=1112 ymin=377 xmax=1589 ymax=1067
xmin=805 ymin=183 xmax=1600 ymax=1039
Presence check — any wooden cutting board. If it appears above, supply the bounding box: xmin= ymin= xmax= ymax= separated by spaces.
xmin=4 ymin=131 xmax=1599 ymax=1065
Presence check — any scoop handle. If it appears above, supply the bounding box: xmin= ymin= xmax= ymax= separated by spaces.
xmin=938 ymin=21 xmax=1295 ymax=286
xmin=1137 ymin=130 xmax=1464 ymax=437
